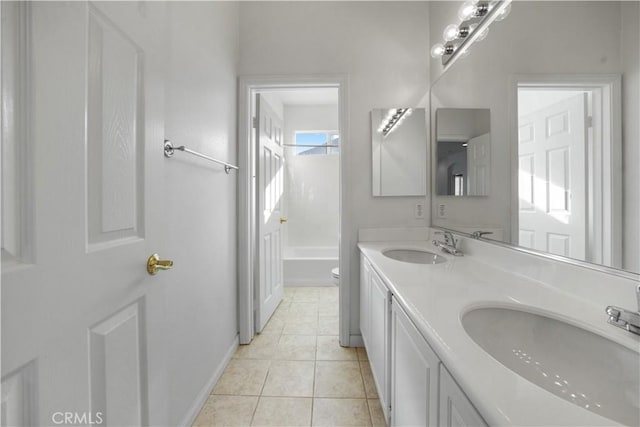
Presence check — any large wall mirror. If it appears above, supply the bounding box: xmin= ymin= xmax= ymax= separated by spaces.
xmin=371 ymin=108 xmax=427 ymax=196
xmin=430 ymin=1 xmax=639 ymax=275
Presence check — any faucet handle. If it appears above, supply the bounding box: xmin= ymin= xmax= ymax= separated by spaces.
xmin=471 ymin=230 xmax=493 ymax=239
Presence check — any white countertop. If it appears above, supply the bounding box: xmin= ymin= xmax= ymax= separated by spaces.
xmin=358 ymin=239 xmax=640 ymax=427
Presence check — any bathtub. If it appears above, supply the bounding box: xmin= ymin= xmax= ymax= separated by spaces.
xmin=283 ymin=247 xmax=339 ymax=286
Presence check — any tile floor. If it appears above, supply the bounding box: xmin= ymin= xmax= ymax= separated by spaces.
xmin=192 ymin=286 xmax=386 ymax=427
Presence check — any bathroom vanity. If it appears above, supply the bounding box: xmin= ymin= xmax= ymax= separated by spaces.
xmin=358 ymin=230 xmax=639 ymax=427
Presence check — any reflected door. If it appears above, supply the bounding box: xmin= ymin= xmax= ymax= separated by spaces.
xmin=466 ymin=132 xmax=490 ymax=196
xmin=255 ymin=94 xmax=284 ymax=332
xmin=1 ymin=3 xmax=169 ymax=425
xmin=518 ymin=93 xmax=588 ymax=258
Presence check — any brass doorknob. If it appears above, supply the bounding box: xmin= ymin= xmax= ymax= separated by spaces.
xmin=147 ymin=254 xmax=173 ymax=275
xmin=280 ymin=217 xmax=288 ymax=224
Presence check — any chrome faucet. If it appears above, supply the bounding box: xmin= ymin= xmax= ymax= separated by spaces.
xmin=471 ymin=230 xmax=493 ymax=239
xmin=432 ymin=231 xmax=463 ymax=256
xmin=605 ymin=285 xmax=640 ymax=336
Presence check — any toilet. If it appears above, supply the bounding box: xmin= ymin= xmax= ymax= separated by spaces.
xmin=331 ymin=267 xmax=339 ymax=286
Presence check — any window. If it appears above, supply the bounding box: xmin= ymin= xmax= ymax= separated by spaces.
xmin=293 ymin=131 xmax=339 ymax=155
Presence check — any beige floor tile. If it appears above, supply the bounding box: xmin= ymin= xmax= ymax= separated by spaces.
xmin=282 ymin=319 xmax=318 ymax=335
xmin=289 ymin=302 xmax=319 ymax=316
xmin=251 ymin=397 xmax=312 ymax=426
xmin=281 ymin=312 xmax=319 ymax=324
xmin=314 ymin=361 xmax=365 ymax=398
xmin=312 ymin=398 xmax=371 ymax=426
xmin=317 ymin=287 xmax=338 ymax=303
xmin=292 ymin=289 xmax=320 ymax=302
xmin=368 ymin=399 xmax=387 ymax=427
xmin=233 ymin=334 xmax=279 ymax=360
xmin=262 ymin=360 xmax=315 ymax=397
xmin=356 ymin=347 xmax=368 ymax=361
xmin=359 ymin=361 xmax=378 ymax=399
xmin=192 ymin=395 xmax=258 ymax=427
xmin=212 ymin=359 xmax=270 ymax=396
xmin=316 ymin=336 xmax=357 ymax=361
xmin=318 ymin=303 xmax=338 ymax=317
xmin=274 ymin=335 xmax=317 ymax=360
xmin=317 ymin=316 xmax=339 ymax=335
xmin=261 ymin=317 xmax=285 ymax=335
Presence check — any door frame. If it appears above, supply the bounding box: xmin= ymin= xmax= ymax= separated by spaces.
xmin=238 ymin=75 xmax=349 ymax=345
xmin=508 ymin=74 xmax=622 ymax=268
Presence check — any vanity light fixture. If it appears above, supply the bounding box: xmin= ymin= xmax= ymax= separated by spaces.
xmin=430 ymin=0 xmax=512 ymax=66
xmin=378 ymin=108 xmax=413 ymax=137
xmin=458 ymin=1 xmax=489 ymax=21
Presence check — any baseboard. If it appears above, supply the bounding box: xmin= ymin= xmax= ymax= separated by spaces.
xmin=349 ymin=334 xmax=364 ymax=347
xmin=180 ymin=335 xmax=239 ymax=427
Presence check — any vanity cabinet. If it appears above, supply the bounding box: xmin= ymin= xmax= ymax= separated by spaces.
xmin=369 ymin=267 xmax=391 ymax=419
xmin=360 ymin=254 xmax=372 ymax=346
xmin=390 ymin=298 xmax=439 ymax=426
xmin=360 ymin=255 xmax=390 ymax=421
xmin=439 ymin=366 xmax=488 ymax=427
xmin=359 ymin=252 xmax=488 ymax=427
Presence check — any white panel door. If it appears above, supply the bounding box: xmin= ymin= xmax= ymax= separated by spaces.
xmin=466 ymin=132 xmax=490 ymax=196
xmin=255 ymin=94 xmax=284 ymax=332
xmin=1 ymin=3 xmax=170 ymax=425
xmin=518 ymin=93 xmax=588 ymax=258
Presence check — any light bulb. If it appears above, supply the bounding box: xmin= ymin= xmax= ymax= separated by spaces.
xmin=495 ymin=3 xmax=512 ymax=21
xmin=443 ymin=24 xmax=460 ymax=42
xmin=458 ymin=1 xmax=477 ymax=21
xmin=430 ymin=43 xmax=445 ymax=58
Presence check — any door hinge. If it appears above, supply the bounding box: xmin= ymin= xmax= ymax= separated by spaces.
xmin=587 ymin=115 xmax=593 ymax=128
xmin=252 ymin=117 xmax=258 ymax=129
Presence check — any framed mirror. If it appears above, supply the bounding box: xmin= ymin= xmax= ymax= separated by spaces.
xmin=371 ymin=108 xmax=427 ymax=196
xmin=430 ymin=1 xmax=639 ymax=275
xmin=436 ymin=108 xmax=490 ymax=196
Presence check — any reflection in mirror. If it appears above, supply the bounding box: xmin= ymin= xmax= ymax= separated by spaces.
xmin=430 ymin=1 xmax=639 ymax=274
xmin=371 ymin=108 xmax=426 ymax=196
xmin=436 ymin=108 xmax=490 ymax=196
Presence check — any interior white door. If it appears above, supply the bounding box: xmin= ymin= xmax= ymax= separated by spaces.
xmin=518 ymin=93 xmax=588 ymax=258
xmin=255 ymin=94 xmax=285 ymax=333
xmin=1 ymin=2 xmax=170 ymax=425
xmin=466 ymin=132 xmax=490 ymax=196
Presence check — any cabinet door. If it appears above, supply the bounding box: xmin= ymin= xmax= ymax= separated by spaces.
xmin=360 ymin=254 xmax=372 ymax=346
xmin=369 ymin=269 xmax=390 ymax=418
xmin=391 ymin=299 xmax=440 ymax=427
xmin=439 ymin=366 xmax=488 ymax=427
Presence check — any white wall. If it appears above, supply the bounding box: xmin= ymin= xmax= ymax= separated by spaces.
xmin=283 ymin=105 xmax=340 ymax=249
xmin=428 ymin=1 xmax=639 ymax=273
xmin=164 ymin=3 xmax=240 ymax=424
xmin=239 ymin=1 xmax=431 ymax=339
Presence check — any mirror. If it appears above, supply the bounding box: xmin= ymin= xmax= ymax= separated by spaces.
xmin=436 ymin=108 xmax=491 ymax=196
xmin=430 ymin=1 xmax=639 ymax=274
xmin=371 ymin=108 xmax=427 ymax=196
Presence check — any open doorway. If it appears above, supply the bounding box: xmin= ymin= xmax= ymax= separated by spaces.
xmin=238 ymin=76 xmax=349 ymax=346
xmin=513 ymin=75 xmax=622 ymax=268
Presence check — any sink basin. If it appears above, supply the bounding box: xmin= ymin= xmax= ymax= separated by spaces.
xmin=382 ymin=249 xmax=446 ymax=264
xmin=462 ymin=307 xmax=640 ymax=426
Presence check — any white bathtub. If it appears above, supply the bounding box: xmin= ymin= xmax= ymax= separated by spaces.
xmin=283 ymin=247 xmax=339 ymax=286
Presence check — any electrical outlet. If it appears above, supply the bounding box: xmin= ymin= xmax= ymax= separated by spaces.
xmin=438 ymin=203 xmax=446 ymax=218
xmin=415 ymin=203 xmax=424 ymax=219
